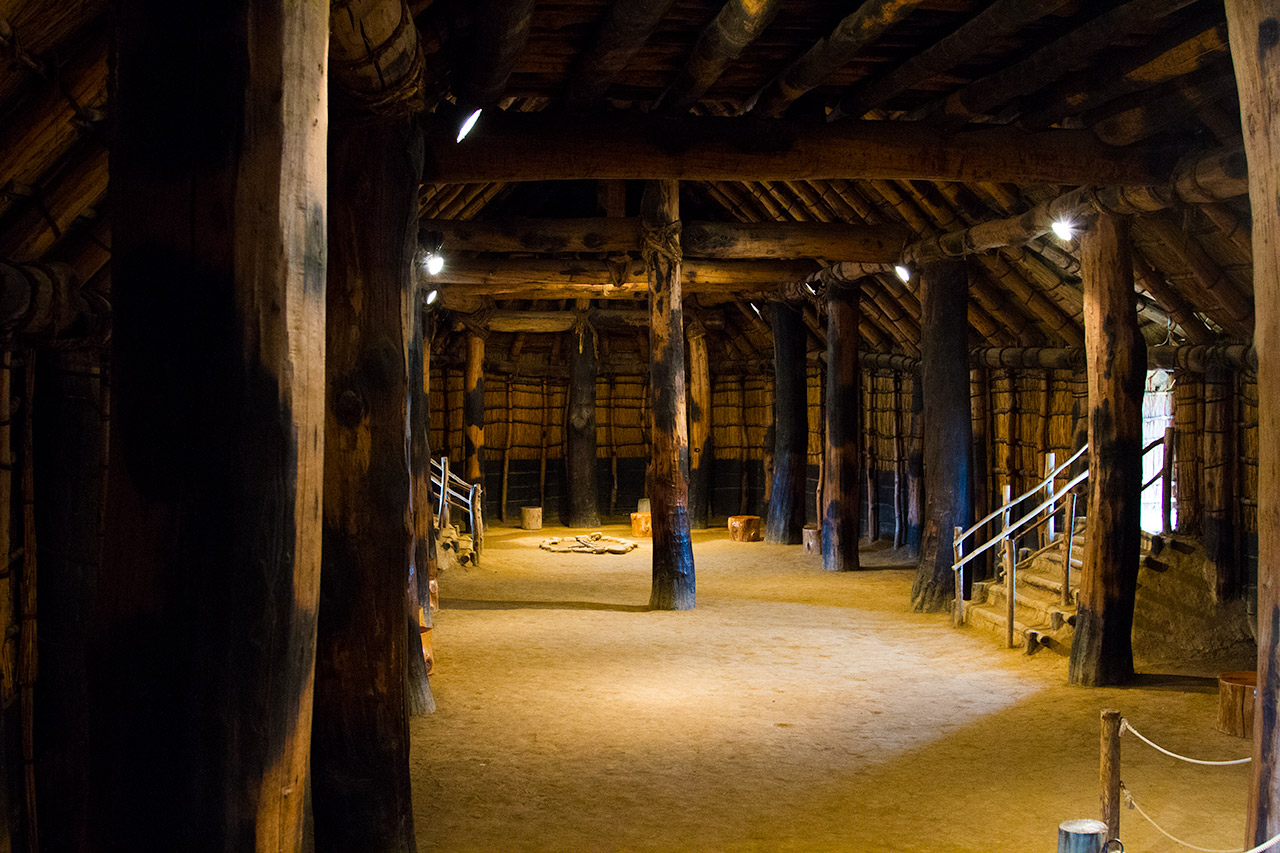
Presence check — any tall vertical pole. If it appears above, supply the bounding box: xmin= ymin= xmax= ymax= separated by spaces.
xmin=822 ymin=281 xmax=861 ymax=571
xmin=906 ymin=368 xmax=925 ymax=556
xmin=464 ymin=332 xmax=485 ymax=484
xmin=912 ymin=259 xmax=973 ymax=611
xmin=567 ymin=305 xmax=600 ymax=527
xmin=93 ymin=2 xmax=328 ymax=846
xmin=1226 ymin=1 xmax=1280 ymax=842
xmin=643 ymin=180 xmax=695 ymax=610
xmin=686 ymin=321 xmax=712 ymax=529
xmin=766 ymin=302 xmax=807 ymax=544
xmin=1069 ymin=212 xmax=1145 ymax=687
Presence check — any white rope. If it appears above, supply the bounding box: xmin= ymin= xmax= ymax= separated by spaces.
xmin=1122 ymin=785 xmax=1280 ymax=853
xmin=1121 ymin=719 xmax=1252 ymax=766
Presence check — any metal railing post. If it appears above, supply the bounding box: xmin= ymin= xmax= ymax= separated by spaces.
xmin=1044 ymin=452 xmax=1057 ymax=544
xmin=1004 ymin=537 xmax=1017 ymax=648
xmin=952 ymin=525 xmax=964 ymax=626
xmin=1062 ymin=491 xmax=1078 ymax=608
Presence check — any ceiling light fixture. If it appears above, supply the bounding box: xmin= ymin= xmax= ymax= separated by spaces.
xmin=426 ymin=289 xmax=439 ymax=305
xmin=1051 ymin=219 xmax=1075 ymax=241
xmin=422 ymin=229 xmax=445 ymax=275
xmin=894 ymin=264 xmax=911 ymax=283
xmin=456 ymin=107 xmax=482 ymax=143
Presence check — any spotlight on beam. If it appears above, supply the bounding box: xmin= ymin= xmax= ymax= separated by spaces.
xmin=422 ymin=229 xmax=445 ymax=275
xmin=894 ymin=264 xmax=911 ymax=283
xmin=1051 ymin=219 xmax=1075 ymax=241
xmin=456 ymin=107 xmax=483 ymax=143
xmin=426 ymin=289 xmax=439 ymax=306
xmin=426 ymin=254 xmax=445 ymax=275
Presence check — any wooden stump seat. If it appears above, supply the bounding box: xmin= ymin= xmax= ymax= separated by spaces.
xmin=728 ymin=515 xmax=761 ymax=542
xmin=630 ymin=512 xmax=652 ymax=538
xmin=1217 ymin=670 xmax=1257 ymax=738
xmin=802 ymin=524 xmax=821 ymax=554
xmin=521 ymin=506 xmax=543 ymax=530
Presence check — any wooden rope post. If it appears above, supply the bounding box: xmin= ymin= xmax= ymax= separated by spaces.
xmin=1100 ymin=709 xmax=1122 ymax=840
xmin=469 ymin=483 xmax=483 ymax=565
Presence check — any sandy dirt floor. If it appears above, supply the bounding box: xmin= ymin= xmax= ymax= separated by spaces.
xmin=411 ymin=523 xmax=1256 ymax=852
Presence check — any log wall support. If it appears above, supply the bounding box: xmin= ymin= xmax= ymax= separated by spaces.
xmin=314 ymin=116 xmax=421 ymax=850
xmin=912 ymin=259 xmax=972 ymax=611
xmin=1068 ymin=212 xmax=1146 ymax=687
xmin=1202 ymin=363 xmax=1239 ymax=601
xmin=822 ymin=282 xmax=861 ymax=571
xmin=643 ymin=180 xmax=696 ymax=610
xmin=906 ymin=368 xmax=924 ymax=556
xmin=765 ymin=301 xmax=807 ymax=544
xmin=566 ymin=311 xmax=600 ymax=527
xmin=686 ymin=321 xmax=712 ymax=529
xmin=91 ymin=1 xmax=328 ymax=845
xmin=1225 ymin=2 xmax=1280 ymax=842
xmin=464 ymin=332 xmax=485 ymax=484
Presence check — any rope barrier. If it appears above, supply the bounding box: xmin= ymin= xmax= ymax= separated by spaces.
xmin=1121 ymin=718 xmax=1252 ymax=766
xmin=1122 ymin=784 xmax=1280 ymax=853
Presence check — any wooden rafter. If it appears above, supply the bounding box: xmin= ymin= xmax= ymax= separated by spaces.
xmin=657 ymin=0 xmax=781 ymax=113
xmin=567 ymin=0 xmax=677 ymax=110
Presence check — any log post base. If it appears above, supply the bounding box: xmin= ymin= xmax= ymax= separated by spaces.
xmin=729 ymin=515 xmax=762 ymax=542
xmin=631 ymin=512 xmax=653 ymax=538
xmin=1217 ymin=670 xmax=1257 ymax=738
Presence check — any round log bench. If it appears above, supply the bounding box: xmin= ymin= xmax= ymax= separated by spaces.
xmin=630 ymin=511 xmax=652 ymax=538
xmin=1217 ymin=670 xmax=1257 ymax=738
xmin=802 ymin=524 xmax=821 ymax=555
xmin=521 ymin=506 xmax=543 ymax=530
xmin=728 ymin=515 xmax=761 ymax=542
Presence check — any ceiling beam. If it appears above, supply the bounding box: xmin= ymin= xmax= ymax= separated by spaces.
xmin=656 ymin=0 xmax=781 ymax=113
xmin=330 ymin=0 xmax=426 ymax=112
xmin=423 ymin=114 xmax=1174 ymax=185
xmin=567 ymin=0 xmax=677 ymax=110
xmin=420 ymin=218 xmax=911 ymax=260
xmin=455 ymin=0 xmax=536 ymax=107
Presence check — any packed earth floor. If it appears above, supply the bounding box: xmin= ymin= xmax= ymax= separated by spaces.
xmin=410 ymin=525 xmax=1255 ymax=852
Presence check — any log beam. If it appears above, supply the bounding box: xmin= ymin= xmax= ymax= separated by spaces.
xmin=566 ymin=312 xmax=600 ymax=527
xmin=822 ymin=283 xmax=860 ymax=570
xmin=456 ymin=0 xmax=536 ymax=107
xmin=329 ymin=0 xmax=425 ymax=113
xmin=912 ymin=260 xmax=972 ymax=611
xmin=1068 ymin=212 xmax=1145 ymax=687
xmin=568 ymin=0 xmax=677 ymax=110
xmin=765 ymin=302 xmax=807 ymax=544
xmin=0 ymin=261 xmax=108 ymax=342
xmin=643 ymin=181 xmax=696 ymax=610
xmin=657 ymin=0 xmax=781 ymax=113
xmin=433 ymin=257 xmax=819 ymax=295
xmin=421 ymin=113 xmax=1172 ymax=186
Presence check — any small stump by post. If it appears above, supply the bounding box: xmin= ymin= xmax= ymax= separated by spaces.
xmin=631 ymin=512 xmax=653 ymax=538
xmin=1217 ymin=670 xmax=1257 ymax=738
xmin=729 ymin=515 xmax=761 ymax=542
xmin=521 ymin=506 xmax=543 ymax=531
xmin=803 ymin=524 xmax=821 ymax=555
xmin=1057 ymin=819 xmax=1108 ymax=853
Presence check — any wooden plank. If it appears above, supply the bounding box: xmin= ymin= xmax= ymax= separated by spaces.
xmin=822 ymin=283 xmax=860 ymax=570
xmin=422 ymin=114 xmax=1172 ymax=186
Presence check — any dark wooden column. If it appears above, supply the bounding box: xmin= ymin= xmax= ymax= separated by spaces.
xmin=1202 ymin=363 xmax=1239 ymax=601
xmin=313 ymin=116 xmax=420 ymax=850
xmin=406 ymin=285 xmax=435 ymax=716
xmin=969 ymin=366 xmax=991 ymax=579
xmin=567 ymin=307 xmax=600 ymax=527
xmin=1068 ymin=212 xmax=1145 ymax=687
xmin=766 ymin=301 xmax=807 ymax=544
xmin=912 ymin=259 xmax=973 ymax=612
xmin=642 ymin=180 xmax=695 ymax=610
xmin=906 ymin=368 xmax=924 ymax=556
xmin=464 ymin=331 xmax=485 ymax=484
xmin=1226 ymin=2 xmax=1280 ymax=841
xmin=822 ymin=282 xmax=861 ymax=571
xmin=91 ymin=2 xmax=328 ymax=846
xmin=686 ymin=320 xmax=712 ymax=529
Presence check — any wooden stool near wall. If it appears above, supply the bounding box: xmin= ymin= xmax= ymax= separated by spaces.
xmin=630 ymin=512 xmax=652 ymax=537
xmin=802 ymin=524 xmax=821 ymax=555
xmin=728 ymin=515 xmax=761 ymax=542
xmin=1217 ymin=670 xmax=1257 ymax=738
xmin=521 ymin=506 xmax=543 ymax=530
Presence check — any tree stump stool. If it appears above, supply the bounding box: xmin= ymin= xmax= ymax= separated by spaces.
xmin=802 ymin=524 xmax=821 ymax=555
xmin=728 ymin=515 xmax=761 ymax=542
xmin=1057 ymin=819 xmax=1107 ymax=853
xmin=521 ymin=506 xmax=542 ymax=530
xmin=630 ymin=512 xmax=652 ymax=538
xmin=1217 ymin=670 xmax=1257 ymax=738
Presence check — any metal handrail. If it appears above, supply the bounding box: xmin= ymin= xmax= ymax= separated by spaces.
xmin=954 ymin=445 xmax=1087 ymax=547
xmin=954 ymin=469 xmax=1089 ymax=572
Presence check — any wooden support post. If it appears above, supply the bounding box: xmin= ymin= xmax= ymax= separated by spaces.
xmin=970 ymin=366 xmax=990 ymax=578
xmin=738 ymin=375 xmax=750 ymax=515
xmin=464 ymin=332 xmax=485 ymax=484
xmin=865 ymin=373 xmax=880 ymax=544
xmin=1161 ymin=425 xmax=1175 ymax=535
xmin=1227 ymin=3 xmax=1280 ymax=842
xmin=766 ymin=301 xmax=807 ymax=544
xmin=1100 ymin=709 xmax=1122 ymax=840
xmin=567 ymin=309 xmax=600 ymax=527
xmin=892 ymin=372 xmax=906 ymax=549
xmin=314 ymin=116 xmax=421 ymax=850
xmin=539 ymin=378 xmax=549 ymax=509
xmin=906 ymin=368 xmax=924 ymax=556
xmin=913 ymin=260 xmax=973 ymax=612
xmin=822 ymin=282 xmax=861 ymax=571
xmin=501 ymin=377 xmax=513 ymax=522
xmin=686 ymin=322 xmax=712 ymax=529
xmin=1203 ymin=363 xmax=1239 ymax=600
xmin=1174 ymin=373 xmax=1203 ymax=533
xmin=643 ymin=180 xmax=696 ymax=610
xmin=607 ymin=373 xmax=619 ymax=515
xmin=1069 ymin=212 xmax=1145 ymax=687
xmin=406 ymin=284 xmax=435 ymax=713
xmin=92 ymin=1 xmax=328 ymax=845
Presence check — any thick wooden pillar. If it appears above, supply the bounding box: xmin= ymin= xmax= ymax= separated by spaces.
xmin=912 ymin=259 xmax=973 ymax=612
xmin=822 ymin=282 xmax=861 ymax=571
xmin=1068 ymin=212 xmax=1146 ymax=687
xmin=1203 ymin=363 xmax=1239 ymax=601
xmin=864 ymin=372 xmax=880 ymax=544
xmin=34 ymin=350 xmax=106 ymax=851
xmin=313 ymin=116 xmax=420 ymax=850
xmin=970 ymin=366 xmax=991 ymax=579
xmin=766 ymin=302 xmax=807 ymax=544
xmin=642 ymin=180 xmax=695 ymax=610
xmin=405 ymin=284 xmax=434 ymax=716
xmin=464 ymin=332 xmax=485 ymax=484
xmin=567 ymin=309 xmax=600 ymax=527
xmin=906 ymin=368 xmax=924 ymax=555
xmin=686 ymin=321 xmax=712 ymax=529
xmin=92 ymin=2 xmax=328 ymax=846
xmin=1226 ymin=2 xmax=1280 ymax=842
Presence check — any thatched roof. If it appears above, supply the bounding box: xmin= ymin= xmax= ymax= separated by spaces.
xmin=0 ymin=0 xmax=1253 ymax=370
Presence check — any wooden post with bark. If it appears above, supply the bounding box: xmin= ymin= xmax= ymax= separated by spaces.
xmin=1203 ymin=362 xmax=1239 ymax=601
xmin=567 ymin=307 xmax=600 ymax=527
xmin=464 ymin=332 xmax=485 ymax=484
xmin=686 ymin=320 xmax=712 ymax=529
xmin=822 ymin=281 xmax=861 ymax=571
xmin=912 ymin=260 xmax=973 ymax=611
xmin=643 ymin=180 xmax=695 ymax=610
xmin=313 ymin=115 xmax=422 ymax=850
xmin=1227 ymin=2 xmax=1280 ymax=842
xmin=906 ymin=368 xmax=924 ymax=556
xmin=405 ymin=284 xmax=435 ymax=716
xmin=91 ymin=2 xmax=328 ymax=845
xmin=1069 ymin=212 xmax=1146 ymax=687
xmin=864 ymin=373 xmax=880 ymax=544
xmin=766 ymin=302 xmax=807 ymax=544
